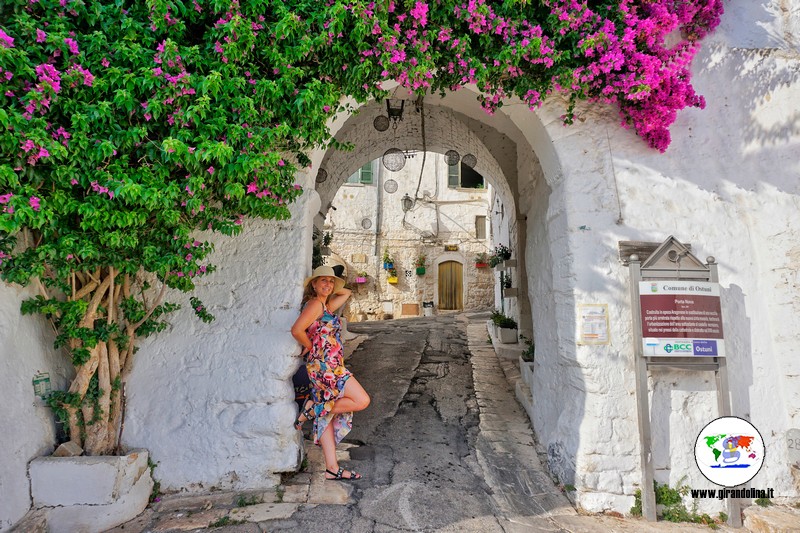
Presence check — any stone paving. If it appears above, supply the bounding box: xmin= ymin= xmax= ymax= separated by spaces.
xmin=100 ymin=312 xmax=799 ymax=533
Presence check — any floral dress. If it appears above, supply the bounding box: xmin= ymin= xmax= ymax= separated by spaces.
xmin=304 ymin=303 xmax=352 ymax=445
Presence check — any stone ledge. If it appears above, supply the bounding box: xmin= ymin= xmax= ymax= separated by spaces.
xmin=743 ymin=504 xmax=800 ymax=533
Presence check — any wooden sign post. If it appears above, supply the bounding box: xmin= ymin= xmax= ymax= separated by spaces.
xmin=623 ymin=236 xmax=741 ymax=527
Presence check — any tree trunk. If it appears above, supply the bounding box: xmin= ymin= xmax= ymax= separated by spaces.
xmin=60 ymin=267 xmax=164 ymax=455
xmin=83 ymin=341 xmax=112 ymax=455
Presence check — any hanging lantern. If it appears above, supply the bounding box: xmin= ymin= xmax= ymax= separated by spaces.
xmin=386 ymin=99 xmax=405 ymax=128
xmin=401 ymin=193 xmax=415 ymax=212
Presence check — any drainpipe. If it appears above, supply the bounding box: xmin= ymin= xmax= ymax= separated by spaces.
xmin=374 ymin=160 xmax=382 ymax=258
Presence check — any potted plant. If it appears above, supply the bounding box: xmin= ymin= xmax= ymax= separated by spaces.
xmin=520 ymin=335 xmax=535 ymax=363
xmin=496 ymin=315 xmax=518 ymax=344
xmin=490 ymin=310 xmax=518 ymax=343
xmin=415 ymin=253 xmax=426 ymax=275
xmin=493 ymin=243 xmax=512 ymax=261
xmin=387 ymin=267 xmax=398 ymax=284
xmin=320 ymin=231 xmax=333 ymax=255
xmin=382 ymin=248 xmax=394 ymax=270
xmin=475 ymin=252 xmax=489 ymax=268
xmin=355 ymin=271 xmax=368 ymax=284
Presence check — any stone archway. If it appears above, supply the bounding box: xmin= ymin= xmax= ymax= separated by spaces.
xmin=313 ymin=96 xmax=540 ymax=337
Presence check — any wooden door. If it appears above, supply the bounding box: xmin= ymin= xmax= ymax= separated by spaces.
xmin=438 ymin=261 xmax=463 ymax=310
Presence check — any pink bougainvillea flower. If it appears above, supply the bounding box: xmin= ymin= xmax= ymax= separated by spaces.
xmin=410 ymin=2 xmax=429 ymax=26
xmin=277 ymin=159 xmax=285 ymax=167
xmin=20 ymin=139 xmax=36 ymax=152
xmin=207 ymin=166 xmax=214 ymax=174
xmin=0 ymin=193 xmax=12 ymax=204
xmin=36 ymin=29 xmax=47 ymax=43
xmin=29 ymin=196 xmax=41 ymax=211
xmin=0 ymin=29 xmax=13 ymax=48
xmin=64 ymin=37 xmax=79 ymax=55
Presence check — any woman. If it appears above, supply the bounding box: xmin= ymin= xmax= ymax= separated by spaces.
xmin=291 ymin=265 xmax=370 ymax=481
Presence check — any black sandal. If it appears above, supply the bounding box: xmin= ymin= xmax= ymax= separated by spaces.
xmin=325 ymin=467 xmax=362 ymax=481
xmin=293 ymin=400 xmax=316 ymax=430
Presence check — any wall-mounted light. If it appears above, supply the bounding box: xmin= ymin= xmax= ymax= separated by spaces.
xmin=401 ymin=193 xmax=414 ymax=212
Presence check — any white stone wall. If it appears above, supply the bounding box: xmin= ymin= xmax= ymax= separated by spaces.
xmin=0 ymin=284 xmax=72 ymax=530
xmin=122 ymin=191 xmax=319 ymax=493
xmin=518 ymin=0 xmax=800 ymax=513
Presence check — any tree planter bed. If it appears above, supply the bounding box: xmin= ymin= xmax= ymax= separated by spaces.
xmin=29 ymin=449 xmax=153 ymax=533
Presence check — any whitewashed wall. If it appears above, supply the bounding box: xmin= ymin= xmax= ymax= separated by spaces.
xmin=518 ymin=0 xmax=800 ymax=513
xmin=122 ymin=192 xmax=318 ymax=493
xmin=0 ymin=284 xmax=72 ymax=530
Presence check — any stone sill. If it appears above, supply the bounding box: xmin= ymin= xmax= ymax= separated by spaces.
xmin=494 ymin=259 xmax=516 ymax=271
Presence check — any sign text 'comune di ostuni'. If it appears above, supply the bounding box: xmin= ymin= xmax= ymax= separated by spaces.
xmin=639 ymin=281 xmax=725 ymax=357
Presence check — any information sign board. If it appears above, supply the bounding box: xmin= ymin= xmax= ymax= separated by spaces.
xmin=639 ymin=281 xmax=725 ymax=357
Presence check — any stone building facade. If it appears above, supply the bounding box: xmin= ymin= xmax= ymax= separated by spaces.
xmin=322 ymin=154 xmax=495 ymax=321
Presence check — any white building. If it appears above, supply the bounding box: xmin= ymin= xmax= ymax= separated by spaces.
xmin=322 ymin=153 xmax=495 ymax=321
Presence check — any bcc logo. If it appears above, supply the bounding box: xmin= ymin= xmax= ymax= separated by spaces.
xmin=664 ymin=343 xmax=692 ymax=353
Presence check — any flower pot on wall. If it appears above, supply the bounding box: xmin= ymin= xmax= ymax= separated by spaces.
xmin=475 ymin=262 xmax=488 ymax=268
xmin=355 ymin=277 xmax=367 ymax=284
xmin=383 ymin=262 xmax=394 ymax=270
xmin=499 ymin=326 xmax=518 ymax=344
xmin=387 ymin=276 xmax=398 ymax=284
xmin=415 ymin=266 xmax=425 ymax=275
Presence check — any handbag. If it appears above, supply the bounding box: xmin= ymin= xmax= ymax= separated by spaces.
xmin=292 ymin=363 xmax=311 ymax=410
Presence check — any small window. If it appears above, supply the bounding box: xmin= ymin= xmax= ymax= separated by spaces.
xmin=448 ymin=162 xmax=484 ymax=189
xmin=447 ymin=163 xmax=459 ymax=188
xmin=475 ymin=216 xmax=486 ymax=240
xmin=459 ymin=164 xmax=484 ymax=188
xmin=347 ymin=163 xmax=373 ymax=184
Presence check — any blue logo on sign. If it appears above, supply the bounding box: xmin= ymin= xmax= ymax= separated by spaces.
xmin=693 ymin=340 xmax=718 ymax=356
xmin=664 ymin=343 xmax=673 ymax=353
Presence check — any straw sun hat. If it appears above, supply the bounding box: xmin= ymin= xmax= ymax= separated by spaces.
xmin=304 ymin=265 xmax=345 ymax=294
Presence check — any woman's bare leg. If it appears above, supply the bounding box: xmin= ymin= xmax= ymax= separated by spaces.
xmin=319 ymin=419 xmax=361 ymax=479
xmin=319 ymin=422 xmax=339 ymax=473
xmin=328 ymin=376 xmax=370 ymax=414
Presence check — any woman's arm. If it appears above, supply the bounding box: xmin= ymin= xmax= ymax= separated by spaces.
xmin=327 ymin=287 xmax=352 ymax=313
xmin=291 ymin=300 xmax=324 ymax=353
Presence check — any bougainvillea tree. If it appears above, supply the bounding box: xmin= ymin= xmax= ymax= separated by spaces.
xmin=0 ymin=0 xmax=722 ymax=455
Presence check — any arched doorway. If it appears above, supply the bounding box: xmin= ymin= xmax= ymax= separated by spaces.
xmin=437 ymin=261 xmax=463 ymax=310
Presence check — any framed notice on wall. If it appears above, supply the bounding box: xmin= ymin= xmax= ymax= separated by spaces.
xmin=578 ymin=304 xmax=610 ymax=345
xmin=639 ymin=281 xmax=725 ymax=356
